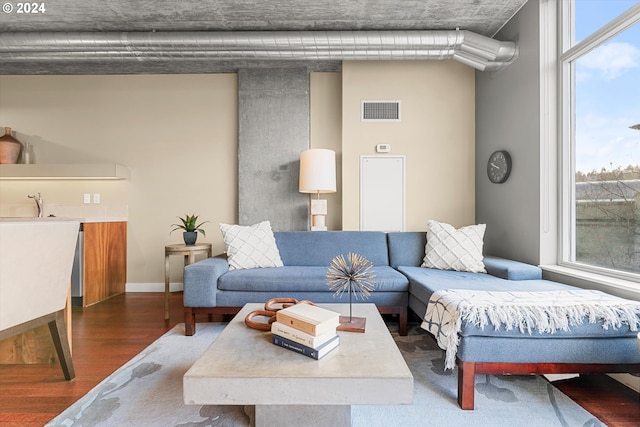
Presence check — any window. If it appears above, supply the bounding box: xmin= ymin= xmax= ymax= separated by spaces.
xmin=561 ymin=1 xmax=640 ymax=279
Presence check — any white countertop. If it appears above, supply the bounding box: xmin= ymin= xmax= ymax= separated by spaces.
xmin=0 ymin=217 xmax=127 ymax=223
xmin=79 ymin=217 xmax=127 ymax=223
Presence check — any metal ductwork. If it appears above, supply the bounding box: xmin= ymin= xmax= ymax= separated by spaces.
xmin=0 ymin=30 xmax=518 ymax=74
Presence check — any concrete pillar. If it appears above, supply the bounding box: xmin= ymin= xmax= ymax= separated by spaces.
xmin=238 ymin=68 xmax=310 ymax=231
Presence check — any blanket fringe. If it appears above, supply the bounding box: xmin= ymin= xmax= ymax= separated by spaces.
xmin=461 ymin=302 xmax=640 ymax=335
xmin=422 ymin=290 xmax=640 ymax=371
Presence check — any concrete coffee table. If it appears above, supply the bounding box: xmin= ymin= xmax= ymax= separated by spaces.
xmin=184 ymin=303 xmax=413 ymax=427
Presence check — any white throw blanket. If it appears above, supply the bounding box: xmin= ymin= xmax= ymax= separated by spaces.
xmin=421 ymin=289 xmax=640 ymax=370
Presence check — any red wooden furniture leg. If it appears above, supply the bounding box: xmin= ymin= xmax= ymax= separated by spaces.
xmin=457 ymin=360 xmax=475 ymax=410
xmin=398 ymin=307 xmax=408 ymax=336
xmin=184 ymin=307 xmax=196 ymax=336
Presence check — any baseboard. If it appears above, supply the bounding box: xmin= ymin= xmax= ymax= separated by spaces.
xmin=608 ymin=373 xmax=640 ymax=394
xmin=125 ymin=282 xmax=184 ymax=293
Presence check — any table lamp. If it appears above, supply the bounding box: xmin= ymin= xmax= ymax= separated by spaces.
xmin=299 ymin=148 xmax=336 ymax=231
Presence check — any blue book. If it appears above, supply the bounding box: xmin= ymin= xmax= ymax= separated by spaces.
xmin=272 ymin=333 xmax=339 ymax=360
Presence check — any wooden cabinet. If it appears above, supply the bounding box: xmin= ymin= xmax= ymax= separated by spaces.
xmin=82 ymin=221 xmax=127 ymax=307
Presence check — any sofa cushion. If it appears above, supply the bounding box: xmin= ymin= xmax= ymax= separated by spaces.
xmin=457 ymin=335 xmax=640 ymax=364
xmin=422 ymin=220 xmax=486 ymax=273
xmin=274 ymin=231 xmax=390 ymax=267
xmin=459 ymin=317 xmax=640 ymax=339
xmin=398 ymin=266 xmax=575 ymax=312
xmin=401 ymin=267 xmax=636 ymax=340
xmin=218 ymin=266 xmax=408 ymax=293
xmin=220 ymin=221 xmax=284 ymax=270
xmin=387 ymin=231 xmax=426 ymax=268
xmin=217 ymin=289 xmax=409 ymax=308
xmin=483 ymin=256 xmax=542 ymax=280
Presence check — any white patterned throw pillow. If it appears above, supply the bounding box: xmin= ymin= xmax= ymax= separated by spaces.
xmin=219 ymin=221 xmax=284 ymax=270
xmin=421 ymin=220 xmax=486 ymax=273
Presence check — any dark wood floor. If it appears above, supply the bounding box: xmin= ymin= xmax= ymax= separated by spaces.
xmin=0 ymin=293 xmax=638 ymax=426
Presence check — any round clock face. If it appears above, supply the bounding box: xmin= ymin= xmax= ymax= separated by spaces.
xmin=487 ymin=150 xmax=512 ymax=183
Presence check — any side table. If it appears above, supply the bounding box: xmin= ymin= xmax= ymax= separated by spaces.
xmin=164 ymin=243 xmax=212 ymax=320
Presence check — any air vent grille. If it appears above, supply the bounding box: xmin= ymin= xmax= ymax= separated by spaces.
xmin=361 ymin=101 xmax=401 ymax=122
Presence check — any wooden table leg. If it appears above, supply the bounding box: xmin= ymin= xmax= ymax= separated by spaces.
xmin=165 ymin=243 xmax=212 ymax=322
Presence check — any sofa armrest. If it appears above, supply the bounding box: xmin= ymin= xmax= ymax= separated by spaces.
xmin=483 ymin=256 xmax=542 ymax=280
xmin=183 ymin=255 xmax=229 ymax=307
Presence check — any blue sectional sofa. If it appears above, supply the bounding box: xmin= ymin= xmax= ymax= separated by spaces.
xmin=184 ymin=231 xmax=410 ymax=336
xmin=386 ymin=232 xmax=551 ymax=317
xmin=184 ymin=230 xmax=640 ymax=409
xmin=387 ymin=231 xmax=640 ymax=409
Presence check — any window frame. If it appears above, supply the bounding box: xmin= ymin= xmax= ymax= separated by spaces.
xmin=559 ymin=2 xmax=640 ymax=282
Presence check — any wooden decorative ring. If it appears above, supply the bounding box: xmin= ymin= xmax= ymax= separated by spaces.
xmin=244 ymin=310 xmax=277 ymax=331
xmin=264 ymin=297 xmax=299 ymax=312
xmin=296 ymin=300 xmax=316 ymax=306
xmin=245 ymin=299 xmax=318 ymax=330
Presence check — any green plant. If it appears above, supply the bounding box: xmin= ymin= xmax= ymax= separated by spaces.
xmin=170 ymin=214 xmax=209 ymax=236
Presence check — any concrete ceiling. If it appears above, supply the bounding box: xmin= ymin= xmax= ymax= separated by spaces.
xmin=0 ymin=0 xmax=528 ymax=74
xmin=0 ymin=0 xmax=525 ymax=35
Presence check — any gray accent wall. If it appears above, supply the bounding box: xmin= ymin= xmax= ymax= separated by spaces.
xmin=475 ymin=0 xmax=546 ymax=265
xmin=238 ymin=68 xmax=310 ymax=231
xmin=476 ymin=2 xmax=639 ymax=306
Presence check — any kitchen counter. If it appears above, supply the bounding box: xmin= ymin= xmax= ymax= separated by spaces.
xmin=0 ymin=217 xmax=78 ymax=221
xmin=0 ymin=217 xmax=127 ymax=223
xmin=81 ymin=217 xmax=128 ymax=223
xmin=0 ymin=217 xmax=128 ymax=309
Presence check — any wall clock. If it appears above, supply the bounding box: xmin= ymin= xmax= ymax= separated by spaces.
xmin=487 ymin=150 xmax=512 ymax=184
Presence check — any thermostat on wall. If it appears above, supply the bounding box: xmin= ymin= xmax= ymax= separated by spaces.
xmin=376 ymin=144 xmax=391 ymax=153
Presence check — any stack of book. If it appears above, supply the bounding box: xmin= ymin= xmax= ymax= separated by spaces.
xmin=271 ymin=304 xmax=340 ymax=360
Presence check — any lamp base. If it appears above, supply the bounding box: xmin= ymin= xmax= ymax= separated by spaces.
xmin=310 ymin=199 xmax=328 ymax=215
xmin=310 ymin=199 xmax=328 ymax=231
xmin=337 ymin=316 xmax=366 ymax=333
xmin=310 ymin=210 xmax=327 ymax=231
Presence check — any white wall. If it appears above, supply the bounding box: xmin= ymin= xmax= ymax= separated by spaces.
xmin=1 ymin=62 xmax=477 ymax=286
xmin=341 ymin=60 xmax=476 ymax=231
xmin=310 ymin=72 xmax=343 ymax=231
xmin=0 ymin=74 xmax=238 ymax=286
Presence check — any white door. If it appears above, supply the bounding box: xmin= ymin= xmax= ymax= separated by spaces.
xmin=360 ymin=155 xmax=405 ymax=231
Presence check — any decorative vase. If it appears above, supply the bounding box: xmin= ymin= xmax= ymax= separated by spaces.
xmin=183 ymin=231 xmax=197 ymax=246
xmin=22 ymin=142 xmax=35 ymax=164
xmin=0 ymin=127 xmax=23 ymax=164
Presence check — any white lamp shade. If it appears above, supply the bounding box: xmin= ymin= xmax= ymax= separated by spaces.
xmin=299 ymin=148 xmax=336 ymax=194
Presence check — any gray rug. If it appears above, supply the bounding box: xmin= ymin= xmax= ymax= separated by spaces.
xmin=47 ymin=323 xmax=605 ymax=427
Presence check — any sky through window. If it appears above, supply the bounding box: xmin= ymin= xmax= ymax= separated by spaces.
xmin=574 ymin=1 xmax=640 ymax=173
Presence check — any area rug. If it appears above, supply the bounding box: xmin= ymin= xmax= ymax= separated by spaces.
xmin=47 ymin=323 xmax=604 ymax=427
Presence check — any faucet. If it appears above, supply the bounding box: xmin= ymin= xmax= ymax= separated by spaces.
xmin=28 ymin=192 xmax=43 ymax=217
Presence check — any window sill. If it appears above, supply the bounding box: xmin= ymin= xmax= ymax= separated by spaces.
xmin=540 ymin=264 xmax=640 ymax=301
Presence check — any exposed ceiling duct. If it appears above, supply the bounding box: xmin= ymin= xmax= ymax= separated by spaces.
xmin=0 ymin=30 xmax=518 ymax=74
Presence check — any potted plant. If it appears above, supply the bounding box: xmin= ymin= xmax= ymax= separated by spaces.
xmin=170 ymin=214 xmax=209 ymax=246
